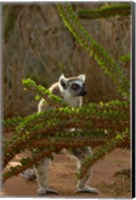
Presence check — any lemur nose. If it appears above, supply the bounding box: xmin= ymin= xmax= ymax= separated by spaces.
xmin=78 ymin=89 xmax=87 ymax=96
xmin=82 ymin=90 xmax=87 ymax=96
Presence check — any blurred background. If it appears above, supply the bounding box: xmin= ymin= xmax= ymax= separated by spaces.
xmin=3 ymin=2 xmax=131 ymax=118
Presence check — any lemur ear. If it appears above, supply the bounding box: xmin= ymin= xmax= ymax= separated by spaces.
xmin=59 ymin=74 xmax=67 ymax=89
xmin=78 ymin=74 xmax=86 ymax=82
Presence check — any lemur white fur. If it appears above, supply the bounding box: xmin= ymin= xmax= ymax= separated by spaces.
xmin=21 ymin=74 xmax=99 ymax=196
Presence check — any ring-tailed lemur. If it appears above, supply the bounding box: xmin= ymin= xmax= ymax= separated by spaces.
xmin=21 ymin=74 xmax=99 ymax=195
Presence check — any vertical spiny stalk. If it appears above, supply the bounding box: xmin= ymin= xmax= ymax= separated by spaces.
xmin=57 ymin=4 xmax=129 ymax=98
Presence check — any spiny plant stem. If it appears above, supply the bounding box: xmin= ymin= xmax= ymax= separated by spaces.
xmin=22 ymin=78 xmax=62 ymax=107
xmin=3 ymin=110 xmax=129 ymax=167
xmin=3 ymin=79 xmax=129 ymax=181
xmin=3 ymin=147 xmax=61 ymax=182
xmin=57 ymin=4 xmax=129 ymax=98
xmin=78 ymin=129 xmax=129 ymax=179
xmin=78 ymin=3 xmax=131 ymax=19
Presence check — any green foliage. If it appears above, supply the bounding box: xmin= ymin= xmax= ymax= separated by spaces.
xmin=22 ymin=78 xmax=62 ymax=106
xmin=120 ymin=53 xmax=130 ymax=65
xmin=3 ymin=4 xmax=130 ymax=182
xmin=78 ymin=3 xmax=131 ymax=19
xmin=57 ymin=4 xmax=130 ymax=99
xmin=3 ymin=79 xmax=129 ymax=181
xmin=78 ymin=128 xmax=129 ymax=179
xmin=3 ymin=116 xmax=24 ymax=131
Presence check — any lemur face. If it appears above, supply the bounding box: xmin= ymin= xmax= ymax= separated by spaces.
xmin=59 ymin=74 xmax=87 ymax=97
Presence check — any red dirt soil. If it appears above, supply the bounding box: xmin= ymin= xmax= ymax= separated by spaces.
xmin=1 ymin=148 xmax=131 ymax=198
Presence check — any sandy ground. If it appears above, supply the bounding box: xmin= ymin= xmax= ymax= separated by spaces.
xmin=1 ymin=147 xmax=131 ymax=198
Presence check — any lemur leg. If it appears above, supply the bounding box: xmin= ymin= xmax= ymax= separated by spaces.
xmin=34 ymin=158 xmax=58 ymax=196
xmin=72 ymin=147 xmax=99 ymax=194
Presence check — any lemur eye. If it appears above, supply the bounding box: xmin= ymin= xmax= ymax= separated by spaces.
xmin=71 ymin=84 xmax=80 ymax=90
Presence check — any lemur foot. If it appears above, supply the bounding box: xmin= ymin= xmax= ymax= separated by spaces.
xmin=75 ymin=186 xmax=99 ymax=194
xmin=20 ymin=170 xmax=36 ymax=181
xmin=37 ymin=188 xmax=59 ymax=196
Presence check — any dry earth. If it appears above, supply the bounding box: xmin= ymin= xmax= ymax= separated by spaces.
xmin=1 ymin=148 xmax=131 ymax=198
